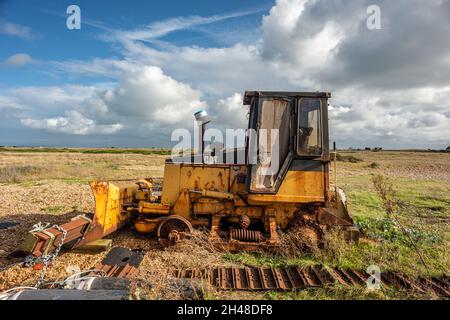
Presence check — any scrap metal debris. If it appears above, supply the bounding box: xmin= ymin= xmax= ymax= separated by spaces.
xmin=0 ymin=247 xmax=139 ymax=300
xmin=172 ymin=266 xmax=450 ymax=298
xmin=0 ymin=221 xmax=19 ymax=230
xmin=94 ymin=247 xmax=144 ymax=278
xmin=19 ymin=216 xmax=92 ymax=257
xmin=22 ymin=223 xmax=68 ymax=288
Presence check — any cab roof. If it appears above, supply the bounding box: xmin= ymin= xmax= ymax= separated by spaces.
xmin=243 ymin=91 xmax=331 ymax=105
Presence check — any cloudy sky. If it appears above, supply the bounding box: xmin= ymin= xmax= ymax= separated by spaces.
xmin=0 ymin=0 xmax=449 ymax=149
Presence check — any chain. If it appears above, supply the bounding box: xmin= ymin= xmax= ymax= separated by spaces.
xmin=29 ymin=222 xmax=50 ymax=233
xmin=23 ymin=224 xmax=68 ymax=288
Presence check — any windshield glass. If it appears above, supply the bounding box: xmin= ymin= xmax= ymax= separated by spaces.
xmin=298 ymin=98 xmax=322 ymax=156
xmin=250 ymin=98 xmax=291 ymax=192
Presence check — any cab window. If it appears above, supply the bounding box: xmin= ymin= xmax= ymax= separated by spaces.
xmin=297 ymin=98 xmax=322 ymax=156
xmin=249 ymin=98 xmax=291 ymax=192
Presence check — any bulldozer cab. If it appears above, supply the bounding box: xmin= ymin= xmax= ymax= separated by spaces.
xmin=243 ymin=91 xmax=330 ymax=194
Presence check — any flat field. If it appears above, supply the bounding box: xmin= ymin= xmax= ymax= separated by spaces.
xmin=0 ymin=149 xmax=449 ymax=299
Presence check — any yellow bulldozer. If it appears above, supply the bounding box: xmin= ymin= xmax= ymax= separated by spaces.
xmin=21 ymin=91 xmax=359 ymax=257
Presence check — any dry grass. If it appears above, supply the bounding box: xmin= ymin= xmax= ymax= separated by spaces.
xmin=134 ymin=230 xmax=226 ymax=299
xmin=333 ymin=150 xmax=450 ymax=181
xmin=0 ymin=152 xmax=166 ymax=184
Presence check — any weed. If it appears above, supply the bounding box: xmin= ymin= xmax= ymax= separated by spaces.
xmin=40 ymin=205 xmax=65 ymax=213
xmin=371 ymin=175 xmax=397 ymax=215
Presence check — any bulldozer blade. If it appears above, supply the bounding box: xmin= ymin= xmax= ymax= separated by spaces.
xmin=72 ymin=181 xmax=130 ymax=248
xmin=19 ymin=181 xmax=130 ymax=257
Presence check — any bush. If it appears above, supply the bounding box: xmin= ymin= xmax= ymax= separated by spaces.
xmin=355 ymin=216 xmax=440 ymax=244
xmin=369 ymin=162 xmax=380 ymax=168
xmin=0 ymin=165 xmax=43 ymax=183
xmin=335 ymin=153 xmax=363 ymax=163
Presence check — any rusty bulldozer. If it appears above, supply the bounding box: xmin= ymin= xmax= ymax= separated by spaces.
xmin=20 ymin=91 xmax=359 ymax=257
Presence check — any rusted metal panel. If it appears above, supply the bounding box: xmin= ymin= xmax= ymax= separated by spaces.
xmin=20 ymin=217 xmax=91 ymax=257
xmin=93 ymin=263 xmax=139 ymax=278
xmin=180 ymin=165 xmax=230 ymax=192
xmin=93 ymin=247 xmax=144 ymax=278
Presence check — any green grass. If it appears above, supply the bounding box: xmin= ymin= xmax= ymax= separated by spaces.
xmin=263 ymin=284 xmax=426 ymax=300
xmin=347 ymin=190 xmax=383 ymax=218
xmin=341 ymin=176 xmax=450 ymax=218
xmin=80 ymin=149 xmax=170 ymax=155
xmin=0 ymin=147 xmax=171 ymax=156
xmin=16 ymin=181 xmax=47 ymax=187
xmin=0 ymin=147 xmax=73 ymax=153
xmin=318 ymin=233 xmax=448 ymax=276
xmin=40 ymin=205 xmax=65 ymax=213
xmin=222 ymin=252 xmax=319 ymax=268
xmin=394 ymin=180 xmax=450 ymax=216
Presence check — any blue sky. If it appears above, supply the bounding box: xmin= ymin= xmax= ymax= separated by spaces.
xmin=0 ymin=0 xmax=449 ymax=149
xmin=0 ymin=0 xmax=270 ymax=87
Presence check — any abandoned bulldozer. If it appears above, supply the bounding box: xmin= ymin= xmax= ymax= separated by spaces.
xmin=21 ymin=91 xmax=359 ymax=257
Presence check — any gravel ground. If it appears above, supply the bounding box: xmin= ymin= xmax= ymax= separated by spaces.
xmin=0 ymin=182 xmax=236 ymax=298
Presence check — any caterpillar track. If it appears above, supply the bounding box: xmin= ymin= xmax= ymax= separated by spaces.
xmin=78 ymin=248 xmax=450 ymax=298
xmin=170 ymin=266 xmax=450 ymax=298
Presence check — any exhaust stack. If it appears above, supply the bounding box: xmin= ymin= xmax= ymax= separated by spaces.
xmin=194 ymin=109 xmax=210 ymax=163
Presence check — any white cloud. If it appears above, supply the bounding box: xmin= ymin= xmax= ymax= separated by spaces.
xmin=328 ymin=87 xmax=450 ymax=148
xmin=104 ymin=66 xmax=207 ymax=124
xmin=0 ymin=21 xmax=35 ymax=39
xmin=0 ymin=95 xmax=24 ymax=117
xmin=4 ymin=85 xmax=97 ymax=114
xmin=21 ymin=110 xmax=123 ymax=135
xmin=215 ymin=92 xmax=248 ymax=129
xmin=2 ymin=0 xmax=450 ymax=149
xmin=112 ymin=9 xmax=265 ymax=43
xmin=120 ymin=42 xmax=293 ymax=96
xmin=4 ymin=66 xmax=207 ymax=138
xmin=50 ymin=58 xmax=139 ymax=78
xmin=2 ymin=53 xmax=37 ymax=67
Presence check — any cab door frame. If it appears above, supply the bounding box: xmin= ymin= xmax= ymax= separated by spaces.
xmin=245 ymin=92 xmax=330 ymax=195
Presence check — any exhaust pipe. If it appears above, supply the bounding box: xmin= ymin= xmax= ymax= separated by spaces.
xmin=194 ymin=109 xmax=210 ymax=163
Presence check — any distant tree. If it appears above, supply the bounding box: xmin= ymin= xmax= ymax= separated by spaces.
xmin=446 ymin=146 xmax=450 ymax=152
